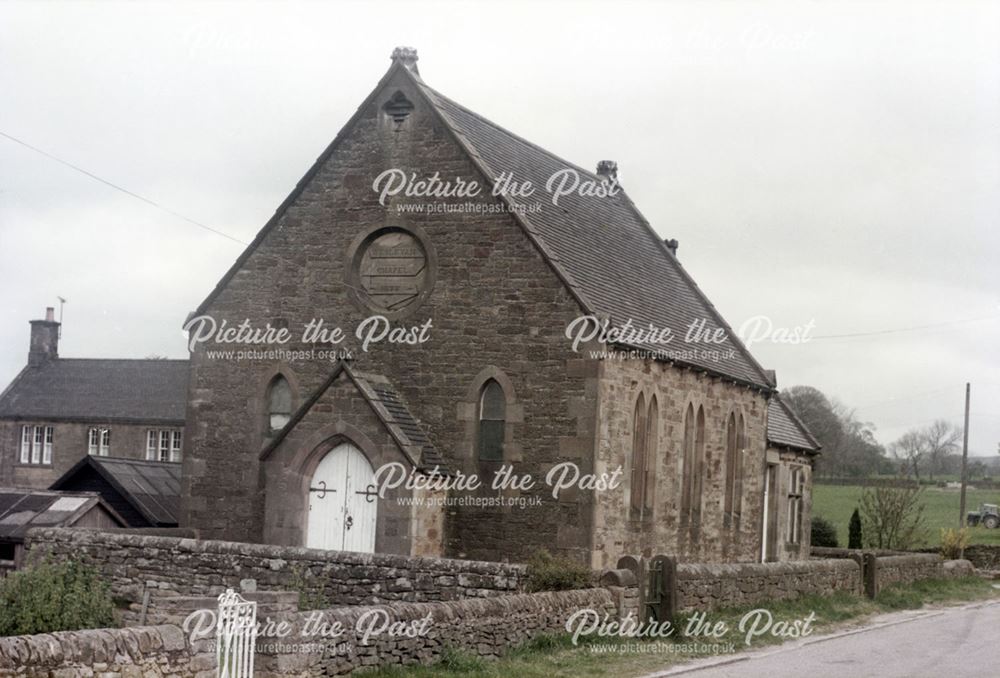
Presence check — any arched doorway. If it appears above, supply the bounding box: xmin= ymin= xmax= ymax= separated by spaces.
xmin=306 ymin=442 xmax=377 ymax=553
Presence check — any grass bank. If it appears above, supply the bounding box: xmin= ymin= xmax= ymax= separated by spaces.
xmin=812 ymin=483 xmax=1000 ymax=548
xmin=361 ymin=577 xmax=999 ymax=678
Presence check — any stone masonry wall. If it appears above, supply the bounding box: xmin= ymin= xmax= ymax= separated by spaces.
xmin=259 ymin=589 xmax=617 ymax=677
xmin=874 ymin=554 xmax=943 ymax=591
xmin=0 ymin=625 xmax=213 ymax=678
xmin=676 ymin=559 xmax=860 ymax=611
xmin=25 ymin=528 xmax=525 ymax=613
xmin=592 ymin=360 xmax=771 ymax=568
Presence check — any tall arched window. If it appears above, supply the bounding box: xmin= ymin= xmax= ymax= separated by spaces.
xmin=267 ymin=376 xmax=292 ymax=433
xmin=643 ymin=395 xmax=659 ymax=516
xmin=630 ymin=394 xmax=647 ymax=516
xmin=724 ymin=412 xmax=738 ymax=527
xmin=680 ymin=404 xmax=695 ymax=524
xmin=478 ymin=380 xmax=505 ymax=461
xmin=692 ymin=406 xmax=706 ymax=526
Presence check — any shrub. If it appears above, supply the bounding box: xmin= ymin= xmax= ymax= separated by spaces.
xmin=811 ymin=515 xmax=839 ymax=548
xmin=525 ymin=550 xmax=593 ymax=592
xmin=939 ymin=527 xmax=969 ymax=560
xmin=0 ymin=557 xmax=115 ymax=636
xmin=860 ymin=482 xmax=928 ymax=550
xmin=848 ymin=508 xmax=863 ymax=549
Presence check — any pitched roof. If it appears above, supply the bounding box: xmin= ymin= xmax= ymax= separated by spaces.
xmin=0 ymin=359 xmax=188 ymax=423
xmin=413 ymin=74 xmax=774 ymax=389
xmin=0 ymin=488 xmax=125 ymax=541
xmin=259 ymin=362 xmax=447 ymax=473
xmin=767 ymin=395 xmax=821 ymax=453
xmin=50 ymin=456 xmax=181 ymax=527
xmin=190 ymin=57 xmax=773 ymax=390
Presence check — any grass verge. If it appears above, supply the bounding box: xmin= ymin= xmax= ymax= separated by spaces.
xmin=360 ymin=577 xmax=999 ymax=678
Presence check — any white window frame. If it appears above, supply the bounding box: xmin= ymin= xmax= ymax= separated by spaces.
xmin=147 ymin=429 xmax=182 ymax=462
xmin=20 ymin=426 xmax=30 ymax=464
xmin=88 ymin=427 xmax=111 ymax=456
xmin=20 ymin=425 xmax=53 ymax=465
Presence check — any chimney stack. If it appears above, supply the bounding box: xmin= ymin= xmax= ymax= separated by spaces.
xmin=390 ymin=47 xmax=419 ymax=74
xmin=596 ymin=160 xmax=618 ymax=182
xmin=28 ymin=307 xmax=60 ymax=367
xmin=664 ymin=238 xmax=679 ymax=256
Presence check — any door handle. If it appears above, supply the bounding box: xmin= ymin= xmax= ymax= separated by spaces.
xmin=345 ymin=514 xmax=353 ymax=531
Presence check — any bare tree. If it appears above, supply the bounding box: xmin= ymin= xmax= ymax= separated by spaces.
xmin=891 ymin=430 xmax=926 ymax=482
xmin=923 ymin=419 xmax=961 ymax=481
xmin=859 ymin=482 xmax=928 ymax=550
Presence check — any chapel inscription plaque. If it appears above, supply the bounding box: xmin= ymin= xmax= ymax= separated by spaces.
xmin=358 ymin=230 xmax=428 ymax=312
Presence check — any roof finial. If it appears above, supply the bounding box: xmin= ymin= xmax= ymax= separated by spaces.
xmin=390 ymin=47 xmax=419 ymax=75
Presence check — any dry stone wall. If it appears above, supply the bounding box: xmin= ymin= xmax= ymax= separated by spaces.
xmin=676 ymin=559 xmax=860 ymax=611
xmin=25 ymin=528 xmax=525 ymax=612
xmin=0 ymin=625 xmax=213 ymax=678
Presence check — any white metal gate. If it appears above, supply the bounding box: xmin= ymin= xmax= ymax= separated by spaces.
xmin=216 ymin=588 xmax=257 ymax=678
xmin=306 ymin=442 xmax=377 ymax=553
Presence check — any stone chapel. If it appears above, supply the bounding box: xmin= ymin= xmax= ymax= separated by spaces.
xmin=179 ymin=48 xmax=819 ymax=568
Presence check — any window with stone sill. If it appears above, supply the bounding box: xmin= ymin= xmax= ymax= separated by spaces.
xmin=723 ymin=412 xmax=746 ymax=530
xmin=630 ymin=394 xmax=658 ymax=520
xmin=20 ymin=425 xmax=52 ymax=465
xmin=679 ymin=404 xmax=705 ymax=527
xmin=477 ymin=379 xmax=505 ymax=461
xmin=88 ymin=427 xmax=111 ymax=456
xmin=267 ymin=375 xmax=293 ymax=434
xmin=147 ymin=429 xmax=182 ymax=462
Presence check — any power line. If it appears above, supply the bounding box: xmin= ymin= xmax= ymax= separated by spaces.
xmin=0 ymin=130 xmax=248 ymax=246
xmin=810 ymin=313 xmax=999 ymax=340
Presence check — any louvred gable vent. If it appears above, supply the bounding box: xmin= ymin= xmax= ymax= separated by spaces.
xmin=383 ymin=91 xmax=415 ymax=123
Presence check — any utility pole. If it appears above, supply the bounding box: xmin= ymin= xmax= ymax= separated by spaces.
xmin=959 ymin=382 xmax=971 ymax=530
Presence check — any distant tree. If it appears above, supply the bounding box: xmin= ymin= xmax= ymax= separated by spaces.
xmin=783 ymin=385 xmax=888 ymax=478
xmin=848 ymin=508 xmax=863 ymax=549
xmin=923 ymin=420 xmax=961 ymax=481
xmin=892 ymin=430 xmax=927 ymax=482
xmin=859 ymin=482 xmax=927 ymax=550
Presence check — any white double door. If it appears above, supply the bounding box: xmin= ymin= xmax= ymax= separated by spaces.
xmin=306 ymin=442 xmax=377 ymax=553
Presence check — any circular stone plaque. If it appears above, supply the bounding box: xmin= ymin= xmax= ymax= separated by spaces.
xmin=356 ymin=229 xmax=429 ymax=313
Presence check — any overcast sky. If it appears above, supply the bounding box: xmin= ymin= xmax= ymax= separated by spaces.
xmin=1 ymin=1 xmax=997 ymax=456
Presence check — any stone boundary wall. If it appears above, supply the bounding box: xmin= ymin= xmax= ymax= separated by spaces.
xmin=874 ymin=553 xmax=943 ymax=590
xmin=25 ymin=528 xmax=526 ymax=610
xmin=260 ymin=588 xmax=617 ymax=676
xmin=0 ymin=589 xmax=621 ymax=678
xmin=0 ymin=625 xmax=213 ymax=678
xmin=675 ymin=559 xmax=860 ymax=611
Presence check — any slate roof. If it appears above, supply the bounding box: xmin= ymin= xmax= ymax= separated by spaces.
xmin=191 ymin=57 xmax=774 ymax=390
xmin=767 ymin=395 xmax=821 ymax=453
xmin=50 ymin=456 xmax=181 ymax=527
xmin=0 ymin=359 xmax=188 ymax=423
xmin=413 ymin=77 xmax=773 ymax=389
xmin=259 ymin=362 xmax=447 ymax=473
xmin=0 ymin=488 xmax=124 ymax=541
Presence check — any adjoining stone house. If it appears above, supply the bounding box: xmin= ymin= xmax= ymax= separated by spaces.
xmin=0 ymin=308 xmax=188 ymax=489
xmin=177 ymin=47 xmax=820 ymax=568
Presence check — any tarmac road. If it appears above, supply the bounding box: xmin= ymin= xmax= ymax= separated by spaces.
xmin=642 ymin=598 xmax=1000 ymax=678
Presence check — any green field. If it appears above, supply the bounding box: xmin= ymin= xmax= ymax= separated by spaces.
xmin=812 ymin=483 xmax=1000 ymax=548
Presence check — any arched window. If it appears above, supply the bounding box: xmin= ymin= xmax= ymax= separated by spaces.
xmin=478 ymin=380 xmax=505 ymax=461
xmin=693 ymin=406 xmax=706 ymax=526
xmin=267 ymin=376 xmax=292 ymax=433
xmin=630 ymin=394 xmax=647 ymax=516
xmin=724 ymin=412 xmax=738 ymax=527
xmin=644 ymin=395 xmax=659 ymax=515
xmin=680 ymin=404 xmax=695 ymax=525
xmin=734 ymin=412 xmax=746 ymax=528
